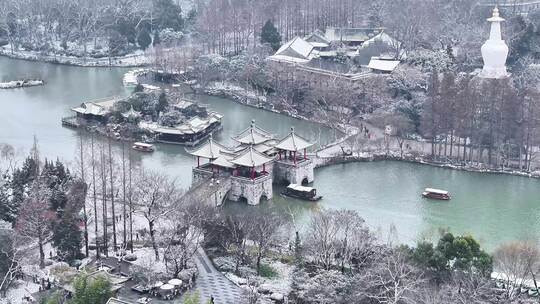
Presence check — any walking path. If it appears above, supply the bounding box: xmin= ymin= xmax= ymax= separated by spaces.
xmin=193 ymin=248 xmax=246 ymax=304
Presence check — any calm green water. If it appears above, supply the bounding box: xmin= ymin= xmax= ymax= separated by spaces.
xmin=1 ymin=57 xmax=539 ymax=251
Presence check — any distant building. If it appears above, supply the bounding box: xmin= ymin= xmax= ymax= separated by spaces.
xmin=71 ymin=97 xmax=119 ymax=122
xmin=267 ymin=27 xmax=401 ymax=88
xmin=325 ymin=27 xmax=384 ymax=46
xmin=478 ymin=0 xmax=540 ymax=15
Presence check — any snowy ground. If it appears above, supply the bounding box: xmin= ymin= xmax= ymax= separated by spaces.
xmin=0 ymin=280 xmax=40 ymax=304
xmin=0 ymin=46 xmax=150 ymax=67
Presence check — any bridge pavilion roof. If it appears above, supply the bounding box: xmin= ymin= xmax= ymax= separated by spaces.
xmin=274 ymin=128 xmax=313 ymax=152
xmin=186 ymin=136 xmax=231 ymax=160
xmin=230 ymin=146 xmax=274 ymax=168
xmin=232 ymin=120 xmax=274 ymax=145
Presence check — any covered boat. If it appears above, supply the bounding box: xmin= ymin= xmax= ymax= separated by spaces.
xmin=282 ymin=184 xmax=322 ymax=201
xmin=422 ymin=188 xmax=450 ymax=200
xmin=132 ymin=142 xmax=155 ymax=152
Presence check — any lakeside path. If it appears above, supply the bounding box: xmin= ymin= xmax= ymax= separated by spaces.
xmin=192 ymin=248 xmax=247 ymax=304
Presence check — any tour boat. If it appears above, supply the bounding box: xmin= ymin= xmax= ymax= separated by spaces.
xmin=281 ymin=184 xmax=322 ymax=201
xmin=422 ymin=188 xmax=451 ymax=200
xmin=132 ymin=142 xmax=155 ymax=152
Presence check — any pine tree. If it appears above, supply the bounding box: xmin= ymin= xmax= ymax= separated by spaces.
xmin=260 ymin=20 xmax=281 ymax=51
xmin=137 ymin=28 xmax=152 ymax=50
xmin=53 ymin=210 xmax=82 ymax=263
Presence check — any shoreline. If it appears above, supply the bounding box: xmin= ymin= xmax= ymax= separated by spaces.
xmin=131 ymin=70 xmax=540 ymax=180
xmin=314 ymin=153 xmax=540 ymax=179
xmin=0 ymin=48 xmax=148 ymax=68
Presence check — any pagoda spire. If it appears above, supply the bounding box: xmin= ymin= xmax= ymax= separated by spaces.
xmin=480 ymin=6 xmax=509 ymax=79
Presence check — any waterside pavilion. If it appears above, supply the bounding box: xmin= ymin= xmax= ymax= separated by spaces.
xmin=187 ymin=121 xmax=316 ymax=205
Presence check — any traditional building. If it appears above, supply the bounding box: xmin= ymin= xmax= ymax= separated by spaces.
xmin=267 ymin=27 xmax=400 ymax=89
xmin=480 ymin=6 xmax=510 ymax=79
xmin=187 ymin=121 xmax=316 ymax=206
xmin=478 ymin=0 xmax=540 ymax=15
xmin=273 ymin=128 xmax=314 ymax=185
xmin=71 ymin=98 xmax=119 ymax=122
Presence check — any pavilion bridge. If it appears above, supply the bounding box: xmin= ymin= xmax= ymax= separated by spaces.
xmin=187 ymin=121 xmax=315 ymax=206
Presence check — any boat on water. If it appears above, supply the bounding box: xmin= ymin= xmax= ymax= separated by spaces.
xmin=132 ymin=142 xmax=155 ymax=152
xmin=281 ymin=184 xmax=322 ymax=201
xmin=422 ymin=188 xmax=450 ymax=200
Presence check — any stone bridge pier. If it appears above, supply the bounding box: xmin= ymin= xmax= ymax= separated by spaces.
xmin=228 ymin=174 xmax=273 ymax=205
xmin=273 ymin=159 xmax=314 ymax=185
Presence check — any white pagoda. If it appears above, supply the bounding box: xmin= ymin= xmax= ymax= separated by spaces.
xmin=480 ymin=6 xmax=510 ymax=79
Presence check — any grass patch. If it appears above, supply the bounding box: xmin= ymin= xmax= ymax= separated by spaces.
xmin=259 ymin=263 xmax=279 ymax=278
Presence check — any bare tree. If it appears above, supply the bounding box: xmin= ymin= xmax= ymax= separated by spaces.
xmin=248 ymin=209 xmax=286 ymax=275
xmin=364 ymin=249 xmax=424 ymax=304
xmin=494 ymin=241 xmax=540 ymax=299
xmin=15 ymin=185 xmax=54 ymax=269
xmin=133 ymin=169 xmax=181 ymax=261
xmin=163 ymin=201 xmax=209 ymax=277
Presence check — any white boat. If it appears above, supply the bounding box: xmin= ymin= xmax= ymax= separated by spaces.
xmin=132 ymin=142 xmax=155 ymax=152
xmin=281 ymin=184 xmax=322 ymax=201
xmin=422 ymin=188 xmax=450 ymax=200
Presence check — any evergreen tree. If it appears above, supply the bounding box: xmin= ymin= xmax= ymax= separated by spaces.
xmin=53 ymin=210 xmax=82 ymax=263
xmin=0 ymin=179 xmax=16 ymax=223
xmin=70 ymin=274 xmax=112 ymax=304
xmin=153 ymin=0 xmax=184 ymax=31
xmin=260 ymin=20 xmax=281 ymax=51
xmin=137 ymin=28 xmax=152 ymax=50
xmin=156 ymin=92 xmax=169 ymax=116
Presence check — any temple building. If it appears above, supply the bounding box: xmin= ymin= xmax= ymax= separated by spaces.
xmin=480 ymin=6 xmax=510 ymax=79
xmin=187 ymin=121 xmax=315 ymax=206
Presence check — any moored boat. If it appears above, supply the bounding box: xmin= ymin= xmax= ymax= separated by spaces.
xmin=281 ymin=184 xmax=322 ymax=201
xmin=422 ymin=188 xmax=450 ymax=200
xmin=132 ymin=142 xmax=155 ymax=152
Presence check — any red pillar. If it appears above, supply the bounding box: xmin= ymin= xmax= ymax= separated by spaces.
xmin=304 ymin=148 xmax=307 ymax=160
xmin=251 ymin=167 xmax=255 ymax=180
xmin=279 ymin=151 xmax=282 ymax=160
xmin=294 ymin=151 xmax=297 ymax=166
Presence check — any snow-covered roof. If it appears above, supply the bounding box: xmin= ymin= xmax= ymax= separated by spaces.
xmin=275 ymin=128 xmax=313 ymax=152
xmin=232 ymin=120 xmax=274 ymax=145
xmin=174 ymin=99 xmax=194 ymax=110
xmin=274 ymin=37 xmax=314 ymax=60
xmin=72 ymin=98 xmax=117 ymax=116
xmin=121 ymin=105 xmax=141 ymax=119
xmin=140 ymin=112 xmax=222 ymax=135
xmin=211 ymin=153 xmax=237 ymax=168
xmin=231 ymin=146 xmax=274 ymax=168
xmin=368 ymin=58 xmax=400 ymax=72
xmin=359 ymin=32 xmax=399 ymax=50
xmin=305 ymin=30 xmax=330 ymax=48
xmin=186 ymin=136 xmax=231 ymax=159
xmin=325 ymin=27 xmax=382 ymax=43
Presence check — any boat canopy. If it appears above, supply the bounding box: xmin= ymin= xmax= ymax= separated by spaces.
xmin=133 ymin=142 xmax=153 ymax=148
xmin=424 ymin=188 xmax=449 ymax=195
xmin=287 ymin=184 xmax=314 ymax=192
